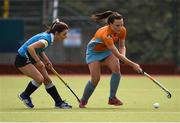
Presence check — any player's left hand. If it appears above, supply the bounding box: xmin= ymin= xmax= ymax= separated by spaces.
xmin=44 ymin=61 xmax=53 ymax=70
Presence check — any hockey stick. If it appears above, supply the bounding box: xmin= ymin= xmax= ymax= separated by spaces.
xmin=51 ymin=67 xmax=80 ymax=103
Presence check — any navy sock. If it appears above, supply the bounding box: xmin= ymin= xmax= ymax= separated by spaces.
xmin=23 ymin=80 xmax=41 ymax=96
xmin=45 ymin=83 xmax=62 ymax=104
xmin=81 ymin=80 xmax=96 ymax=101
xmin=110 ymin=73 xmax=121 ymax=99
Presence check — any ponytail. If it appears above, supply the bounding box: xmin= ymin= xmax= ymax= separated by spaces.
xmin=91 ymin=10 xmax=114 ymax=22
xmin=45 ymin=18 xmax=68 ymax=34
xmin=91 ymin=10 xmax=123 ymax=24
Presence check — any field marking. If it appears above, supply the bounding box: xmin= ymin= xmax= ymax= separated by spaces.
xmin=0 ymin=122 xmax=180 ymax=123
xmin=1 ymin=122 xmax=180 ymax=123
xmin=0 ymin=111 xmax=180 ymax=114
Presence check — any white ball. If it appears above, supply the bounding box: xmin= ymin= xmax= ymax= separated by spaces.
xmin=153 ymin=103 xmax=160 ymax=109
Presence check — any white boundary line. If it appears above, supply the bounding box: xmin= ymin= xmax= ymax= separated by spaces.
xmin=0 ymin=111 xmax=180 ymax=114
xmin=0 ymin=122 xmax=180 ymax=123
xmin=0 ymin=122 xmax=178 ymax=123
xmin=0 ymin=121 xmax=180 ymax=123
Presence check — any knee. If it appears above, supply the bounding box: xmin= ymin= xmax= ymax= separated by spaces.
xmin=35 ymin=76 xmax=44 ymax=84
xmin=38 ymin=63 xmax=46 ymax=70
xmin=112 ymin=65 xmax=120 ymax=74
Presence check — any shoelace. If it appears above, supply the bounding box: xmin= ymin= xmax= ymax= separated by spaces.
xmin=62 ymin=100 xmax=72 ymax=107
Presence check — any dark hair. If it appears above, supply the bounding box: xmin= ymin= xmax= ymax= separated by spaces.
xmin=46 ymin=19 xmax=68 ymax=33
xmin=91 ymin=10 xmax=123 ymax=24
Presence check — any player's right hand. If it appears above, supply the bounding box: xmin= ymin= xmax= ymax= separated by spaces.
xmin=133 ymin=63 xmax=142 ymax=73
xmin=35 ymin=60 xmax=45 ymax=70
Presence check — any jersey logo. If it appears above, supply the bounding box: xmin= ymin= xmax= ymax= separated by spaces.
xmin=26 ymin=58 xmax=31 ymax=64
xmin=106 ymin=34 xmax=112 ymax=39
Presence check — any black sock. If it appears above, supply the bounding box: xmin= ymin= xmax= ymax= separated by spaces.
xmin=46 ymin=85 xmax=62 ymax=104
xmin=23 ymin=81 xmax=39 ymax=96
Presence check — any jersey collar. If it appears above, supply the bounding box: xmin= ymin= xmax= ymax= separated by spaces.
xmin=50 ymin=33 xmax=54 ymax=45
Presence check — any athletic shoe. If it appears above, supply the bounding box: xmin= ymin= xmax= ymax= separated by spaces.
xmin=18 ymin=92 xmax=34 ymax=108
xmin=79 ymin=99 xmax=87 ymax=108
xmin=108 ymin=97 xmax=123 ymax=106
xmin=55 ymin=101 xmax=72 ymax=109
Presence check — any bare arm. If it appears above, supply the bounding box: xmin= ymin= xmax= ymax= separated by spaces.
xmin=40 ymin=51 xmax=50 ymax=63
xmin=119 ymin=39 xmax=126 ymax=56
xmin=107 ymin=44 xmax=142 ymax=72
xmin=27 ymin=41 xmax=45 ymax=62
xmin=39 ymin=51 xmax=53 ymax=70
xmin=27 ymin=41 xmax=46 ymax=70
xmin=108 ymin=44 xmax=134 ymax=66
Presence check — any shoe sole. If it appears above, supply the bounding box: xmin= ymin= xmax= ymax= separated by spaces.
xmin=108 ymin=103 xmax=123 ymax=106
xmin=79 ymin=105 xmax=86 ymax=108
xmin=18 ymin=94 xmax=34 ymax=108
xmin=55 ymin=106 xmax=72 ymax=109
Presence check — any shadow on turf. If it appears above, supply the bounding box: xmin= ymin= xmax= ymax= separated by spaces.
xmin=1 ymin=106 xmax=148 ymax=111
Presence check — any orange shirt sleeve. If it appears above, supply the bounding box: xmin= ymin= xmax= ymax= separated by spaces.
xmin=119 ymin=26 xmax=126 ymax=40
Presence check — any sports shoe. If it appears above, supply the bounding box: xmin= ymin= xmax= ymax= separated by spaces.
xmin=18 ymin=92 xmax=34 ymax=108
xmin=108 ymin=97 xmax=123 ymax=106
xmin=79 ymin=99 xmax=87 ymax=108
xmin=55 ymin=101 xmax=72 ymax=109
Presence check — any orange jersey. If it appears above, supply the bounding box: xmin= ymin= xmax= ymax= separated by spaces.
xmin=89 ymin=25 xmax=126 ymax=52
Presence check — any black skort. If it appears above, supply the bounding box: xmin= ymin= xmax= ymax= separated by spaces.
xmin=14 ymin=52 xmax=36 ymax=67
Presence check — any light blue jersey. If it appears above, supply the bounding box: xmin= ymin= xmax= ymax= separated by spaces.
xmin=18 ymin=32 xmax=54 ymax=57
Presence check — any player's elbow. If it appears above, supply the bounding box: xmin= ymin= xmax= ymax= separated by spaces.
xmin=27 ymin=45 xmax=35 ymax=52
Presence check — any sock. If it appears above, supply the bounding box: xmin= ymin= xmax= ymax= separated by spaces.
xmin=109 ymin=73 xmax=121 ymax=99
xmin=23 ymin=80 xmax=41 ymax=96
xmin=45 ymin=83 xmax=62 ymax=104
xmin=81 ymin=80 xmax=96 ymax=101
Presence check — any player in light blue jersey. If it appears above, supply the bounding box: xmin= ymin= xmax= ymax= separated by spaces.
xmin=15 ymin=19 xmax=72 ymax=109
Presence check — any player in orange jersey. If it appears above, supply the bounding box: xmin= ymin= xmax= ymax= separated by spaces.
xmin=79 ymin=11 xmax=142 ymax=108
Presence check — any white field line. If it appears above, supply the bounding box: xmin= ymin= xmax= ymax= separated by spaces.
xmin=0 ymin=122 xmax=180 ymax=123
xmin=0 ymin=111 xmax=180 ymax=114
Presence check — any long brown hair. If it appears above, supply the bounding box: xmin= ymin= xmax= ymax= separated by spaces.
xmin=46 ymin=19 xmax=68 ymax=34
xmin=91 ymin=10 xmax=123 ymax=24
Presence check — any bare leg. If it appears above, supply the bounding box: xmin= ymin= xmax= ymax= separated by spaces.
xmin=79 ymin=61 xmax=101 ymax=108
xmin=103 ymin=55 xmax=123 ymax=105
xmin=18 ymin=64 xmax=44 ymax=108
xmin=18 ymin=64 xmax=44 ymax=84
xmin=34 ymin=63 xmax=64 ymax=106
